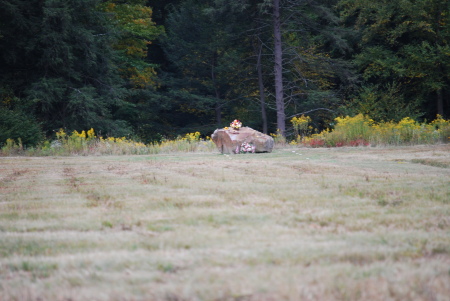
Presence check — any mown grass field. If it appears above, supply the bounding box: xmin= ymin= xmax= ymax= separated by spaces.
xmin=1 ymin=145 xmax=449 ymax=301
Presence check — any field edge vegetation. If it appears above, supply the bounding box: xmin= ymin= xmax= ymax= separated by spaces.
xmin=1 ymin=114 xmax=449 ymax=156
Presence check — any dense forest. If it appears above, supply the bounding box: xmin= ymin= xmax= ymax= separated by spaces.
xmin=1 ymin=0 xmax=449 ymax=146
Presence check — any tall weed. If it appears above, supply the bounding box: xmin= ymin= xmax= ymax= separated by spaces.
xmin=289 ymin=114 xmax=450 ymax=147
xmin=1 ymin=129 xmax=216 ymax=156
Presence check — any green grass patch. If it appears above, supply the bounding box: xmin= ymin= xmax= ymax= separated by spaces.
xmin=411 ymin=158 xmax=449 ymax=168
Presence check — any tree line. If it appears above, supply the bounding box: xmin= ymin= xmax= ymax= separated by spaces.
xmin=1 ymin=0 xmax=449 ymax=146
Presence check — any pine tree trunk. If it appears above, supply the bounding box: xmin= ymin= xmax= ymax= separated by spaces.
xmin=212 ymin=51 xmax=222 ymax=126
xmin=256 ymin=42 xmax=268 ymax=134
xmin=215 ymin=102 xmax=222 ymax=126
xmin=437 ymin=88 xmax=444 ymax=117
xmin=273 ymin=0 xmax=285 ymax=136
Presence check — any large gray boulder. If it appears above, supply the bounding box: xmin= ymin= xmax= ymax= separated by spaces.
xmin=211 ymin=127 xmax=274 ymax=154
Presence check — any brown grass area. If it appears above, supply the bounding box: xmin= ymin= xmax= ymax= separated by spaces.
xmin=0 ymin=145 xmax=449 ymax=300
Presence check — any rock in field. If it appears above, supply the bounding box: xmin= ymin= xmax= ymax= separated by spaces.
xmin=211 ymin=127 xmax=274 ymax=154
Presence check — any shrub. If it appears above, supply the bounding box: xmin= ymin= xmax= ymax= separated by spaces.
xmin=291 ymin=115 xmax=312 ymax=139
xmin=0 ymin=108 xmax=44 ymax=147
xmin=287 ymin=114 xmax=450 ymax=147
xmin=0 ymin=138 xmax=23 ymax=156
xmin=319 ymin=114 xmax=373 ymax=146
xmin=431 ymin=115 xmax=450 ymax=143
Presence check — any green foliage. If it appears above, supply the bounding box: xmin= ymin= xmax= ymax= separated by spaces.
xmin=346 ymin=83 xmax=422 ymax=122
xmin=339 ymin=0 xmax=450 ymax=119
xmin=0 ymin=0 xmax=131 ymax=137
xmin=1 ymin=0 xmax=447 ymax=145
xmin=0 ymin=107 xmax=43 ymax=147
xmin=162 ymin=0 xmax=250 ymax=127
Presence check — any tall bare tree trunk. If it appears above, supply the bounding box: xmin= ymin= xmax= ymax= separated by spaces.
xmin=256 ymin=42 xmax=268 ymax=134
xmin=436 ymin=9 xmax=445 ymax=118
xmin=215 ymin=102 xmax=222 ymax=126
xmin=273 ymin=0 xmax=285 ymax=136
xmin=212 ymin=51 xmax=222 ymax=126
xmin=437 ymin=88 xmax=444 ymax=117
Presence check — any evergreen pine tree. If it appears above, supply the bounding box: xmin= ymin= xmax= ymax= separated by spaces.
xmin=0 ymin=0 xmax=130 ymax=137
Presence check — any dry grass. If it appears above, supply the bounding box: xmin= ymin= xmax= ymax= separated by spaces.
xmin=0 ymin=145 xmax=449 ymax=301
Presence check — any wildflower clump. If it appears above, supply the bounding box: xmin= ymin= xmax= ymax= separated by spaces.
xmin=183 ymin=131 xmax=201 ymax=142
xmin=320 ymin=114 xmax=373 ymax=146
xmin=370 ymin=116 xmax=449 ymax=145
xmin=157 ymin=132 xmax=211 ymax=152
xmin=0 ymin=138 xmax=23 ymax=155
xmin=1 ymin=128 xmax=216 ymax=156
xmin=270 ymin=129 xmax=286 ymax=146
xmin=286 ymin=114 xmax=450 ymax=148
xmin=291 ymin=115 xmax=312 ymax=143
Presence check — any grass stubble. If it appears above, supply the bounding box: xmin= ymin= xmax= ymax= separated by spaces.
xmin=0 ymin=145 xmax=449 ymax=301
